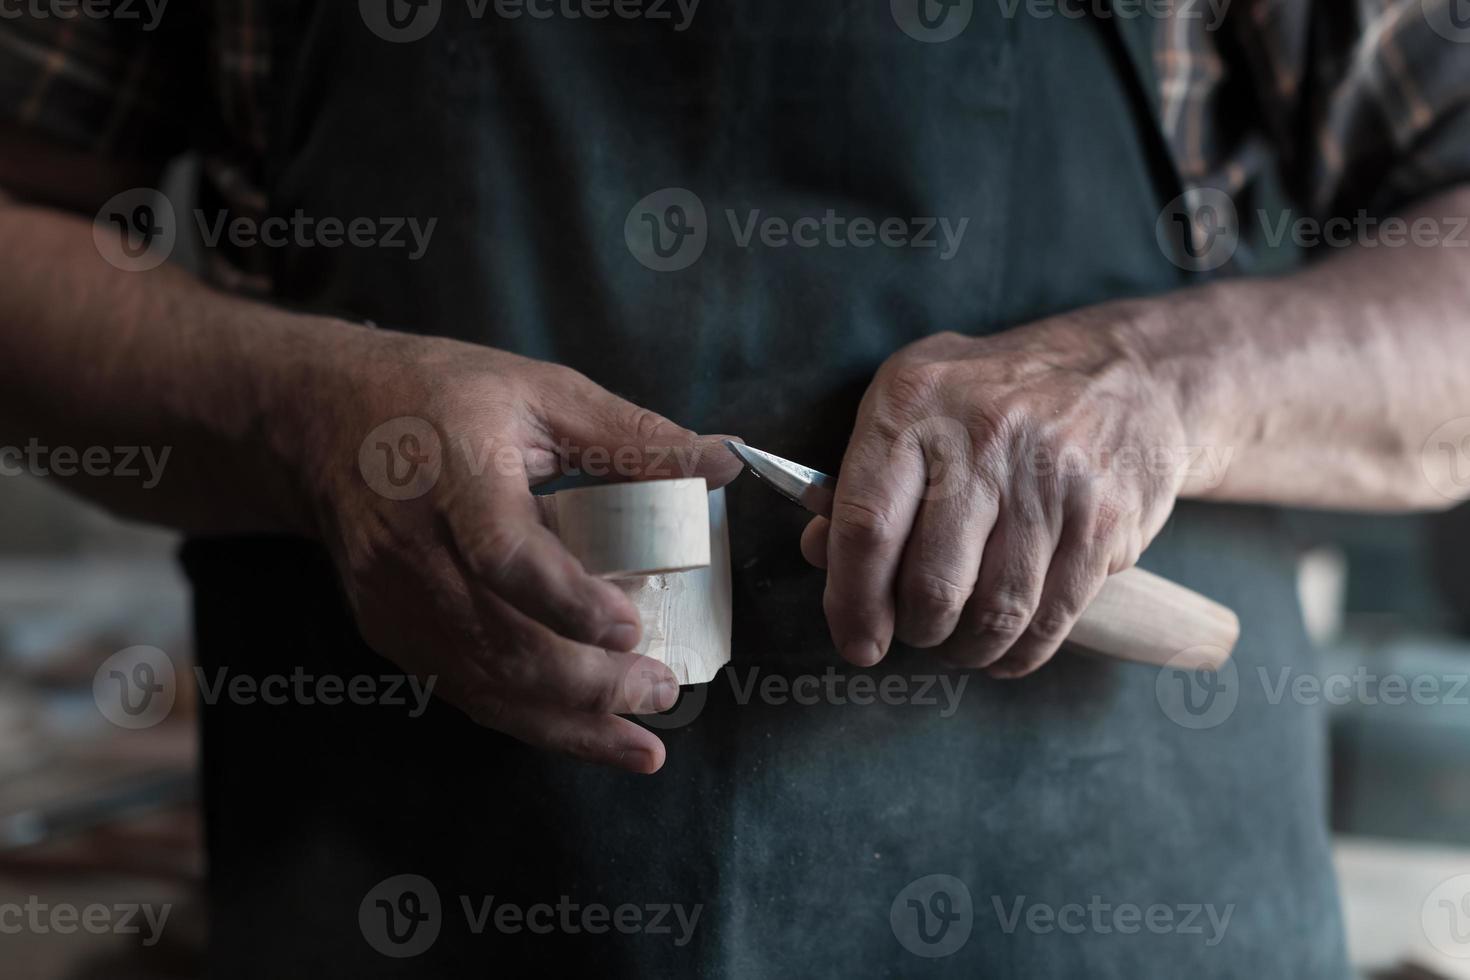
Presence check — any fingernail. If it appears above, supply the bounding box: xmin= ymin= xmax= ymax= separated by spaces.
xmin=843 ymin=641 xmax=883 ymax=667
xmin=654 ymin=678 xmax=680 ymax=712
xmin=599 ymin=622 xmax=640 ymax=651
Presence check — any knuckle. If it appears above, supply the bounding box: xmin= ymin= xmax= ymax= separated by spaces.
xmin=1091 ymin=498 xmax=1124 ymax=542
xmin=883 ymin=363 xmax=947 ymax=415
xmin=903 ymin=570 xmax=971 ymax=619
xmin=968 ymin=602 xmax=1032 ymax=638
xmin=830 ymin=494 xmax=903 ymax=548
xmin=485 ymin=648 xmax=538 ymax=695
xmin=1028 ymin=605 xmax=1077 ymax=641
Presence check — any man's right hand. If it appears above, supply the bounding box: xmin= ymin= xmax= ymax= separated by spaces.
xmin=296 ymin=329 xmax=742 ymax=774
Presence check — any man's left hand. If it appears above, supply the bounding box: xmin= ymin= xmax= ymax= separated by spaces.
xmin=801 ymin=307 xmax=1191 ymax=677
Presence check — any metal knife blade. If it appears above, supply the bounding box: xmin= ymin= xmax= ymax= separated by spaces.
xmin=724 ymin=441 xmax=836 ymax=518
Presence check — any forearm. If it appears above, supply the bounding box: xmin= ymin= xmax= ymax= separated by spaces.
xmin=0 ymin=192 xmax=349 ymax=534
xmin=1129 ymin=186 xmax=1470 ymax=512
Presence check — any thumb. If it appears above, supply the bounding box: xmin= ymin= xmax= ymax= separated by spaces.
xmin=539 ymin=371 xmax=745 ymax=488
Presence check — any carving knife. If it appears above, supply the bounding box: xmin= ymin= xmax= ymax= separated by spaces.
xmin=725 ymin=440 xmax=1236 ymax=670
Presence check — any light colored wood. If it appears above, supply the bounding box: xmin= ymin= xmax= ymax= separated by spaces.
xmin=617 ymin=489 xmax=731 ymax=686
xmin=543 ymin=481 xmax=730 ymax=686
xmin=549 ymin=478 xmax=710 ymax=577
xmin=1067 ymin=566 xmax=1238 ymax=669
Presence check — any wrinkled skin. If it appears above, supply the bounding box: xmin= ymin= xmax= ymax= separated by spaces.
xmin=305 ymin=331 xmax=742 ymax=773
xmin=803 ymin=310 xmax=1188 ymax=678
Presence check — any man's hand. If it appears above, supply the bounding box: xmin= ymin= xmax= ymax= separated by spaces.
xmin=300 ymin=331 xmax=742 ymax=773
xmin=801 ymin=310 xmax=1187 ymax=678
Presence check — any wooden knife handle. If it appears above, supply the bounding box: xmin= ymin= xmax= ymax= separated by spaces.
xmin=1065 ymin=567 xmax=1238 ymax=669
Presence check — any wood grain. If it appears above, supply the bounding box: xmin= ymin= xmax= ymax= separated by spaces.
xmin=545 ymin=480 xmax=730 ymax=685
xmin=1067 ymin=566 xmax=1238 ymax=670
xmin=550 ymin=478 xmax=710 ymax=577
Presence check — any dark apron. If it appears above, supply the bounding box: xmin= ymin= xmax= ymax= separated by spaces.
xmin=184 ymin=3 xmax=1348 ymax=976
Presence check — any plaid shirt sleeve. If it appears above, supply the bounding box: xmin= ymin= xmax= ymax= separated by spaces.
xmin=0 ymin=9 xmax=201 ymax=169
xmin=1160 ymin=0 xmax=1470 ymax=219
